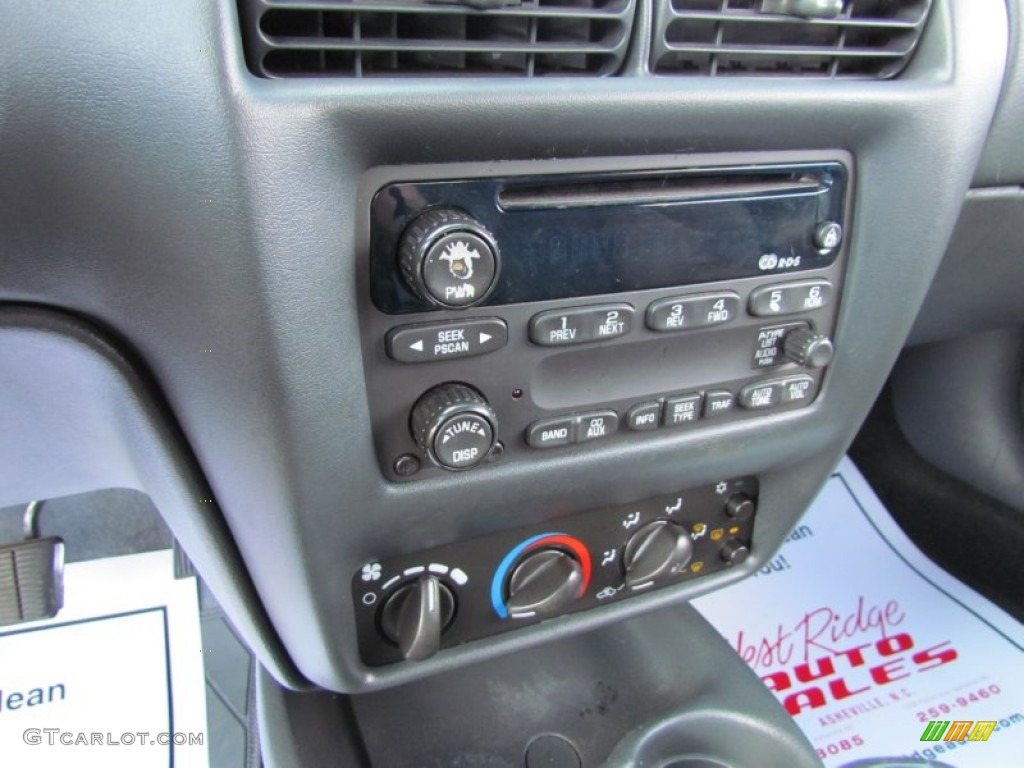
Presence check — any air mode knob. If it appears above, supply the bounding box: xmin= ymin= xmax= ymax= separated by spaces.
xmin=411 ymin=383 xmax=498 ymax=471
xmin=399 ymin=208 xmax=500 ymax=309
xmin=622 ymin=521 xmax=693 ymax=588
xmin=783 ymin=328 xmax=835 ymax=369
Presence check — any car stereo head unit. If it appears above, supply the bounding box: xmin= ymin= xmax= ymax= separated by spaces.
xmin=359 ymin=156 xmax=851 ymax=483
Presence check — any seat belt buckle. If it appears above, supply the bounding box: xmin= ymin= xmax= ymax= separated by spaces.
xmin=0 ymin=501 xmax=65 ymax=627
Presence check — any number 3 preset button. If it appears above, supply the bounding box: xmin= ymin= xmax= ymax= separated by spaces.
xmin=646 ymin=292 xmax=740 ymax=332
xmin=529 ymin=304 xmax=634 ymax=346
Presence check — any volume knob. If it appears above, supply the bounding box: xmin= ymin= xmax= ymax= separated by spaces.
xmin=410 ymin=383 xmax=498 ymax=471
xmin=399 ymin=208 xmax=500 ymax=309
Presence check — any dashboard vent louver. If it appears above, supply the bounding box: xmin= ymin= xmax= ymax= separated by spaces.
xmin=652 ymin=0 xmax=933 ymax=78
xmin=241 ymin=0 xmax=637 ymax=78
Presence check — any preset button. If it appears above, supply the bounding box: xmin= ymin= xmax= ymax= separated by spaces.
xmin=529 ymin=304 xmax=634 ymax=347
xmin=748 ymin=280 xmax=833 ymax=318
xmin=646 ymin=292 xmax=740 ymax=333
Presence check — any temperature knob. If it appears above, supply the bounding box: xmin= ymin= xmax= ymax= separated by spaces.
xmin=622 ymin=521 xmax=693 ymax=588
xmin=783 ymin=328 xmax=834 ymax=369
xmin=410 ymin=383 xmax=498 ymax=471
xmin=505 ymin=549 xmax=583 ymax=619
xmin=491 ymin=533 xmax=592 ymax=620
xmin=378 ymin=574 xmax=456 ymax=661
xmin=399 ymin=208 xmax=500 ymax=309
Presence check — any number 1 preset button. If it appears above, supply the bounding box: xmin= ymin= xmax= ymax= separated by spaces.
xmin=529 ymin=304 xmax=635 ymax=346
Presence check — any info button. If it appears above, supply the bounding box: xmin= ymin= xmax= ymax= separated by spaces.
xmin=386 ymin=318 xmax=508 ymax=363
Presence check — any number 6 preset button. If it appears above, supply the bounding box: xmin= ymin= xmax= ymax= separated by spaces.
xmin=529 ymin=304 xmax=634 ymax=346
xmin=748 ymin=280 xmax=833 ymax=318
xmin=646 ymin=292 xmax=740 ymax=332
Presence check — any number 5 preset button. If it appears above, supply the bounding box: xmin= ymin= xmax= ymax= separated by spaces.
xmin=646 ymin=292 xmax=740 ymax=332
xmin=748 ymin=280 xmax=833 ymax=318
xmin=529 ymin=304 xmax=634 ymax=346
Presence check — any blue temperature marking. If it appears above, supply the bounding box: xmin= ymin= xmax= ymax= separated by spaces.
xmin=490 ymin=532 xmax=564 ymax=619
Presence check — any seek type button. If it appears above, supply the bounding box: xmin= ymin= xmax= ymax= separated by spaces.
xmin=529 ymin=304 xmax=634 ymax=347
xmin=663 ymin=394 xmax=703 ymax=427
xmin=387 ymin=318 xmax=508 ymax=363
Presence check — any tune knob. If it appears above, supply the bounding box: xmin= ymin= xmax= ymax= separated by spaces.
xmin=378 ymin=574 xmax=456 ymax=661
xmin=622 ymin=521 xmax=693 ymax=588
xmin=505 ymin=549 xmax=584 ymax=619
xmin=783 ymin=328 xmax=834 ymax=369
xmin=399 ymin=208 xmax=500 ymax=309
xmin=410 ymin=383 xmax=498 ymax=471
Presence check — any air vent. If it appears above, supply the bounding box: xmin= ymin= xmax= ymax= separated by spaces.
xmin=240 ymin=1 xmax=637 ymax=78
xmin=652 ymin=0 xmax=933 ymax=78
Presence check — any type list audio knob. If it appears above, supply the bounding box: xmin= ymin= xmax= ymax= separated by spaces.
xmin=783 ymin=328 xmax=834 ymax=369
xmin=410 ymin=383 xmax=498 ymax=471
xmin=399 ymin=208 xmax=500 ymax=309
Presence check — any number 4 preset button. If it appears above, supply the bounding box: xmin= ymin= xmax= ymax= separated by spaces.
xmin=646 ymin=292 xmax=740 ymax=332
xmin=529 ymin=304 xmax=634 ymax=347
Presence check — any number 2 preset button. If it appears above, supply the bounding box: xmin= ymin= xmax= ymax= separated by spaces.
xmin=646 ymin=292 xmax=740 ymax=332
xmin=529 ymin=304 xmax=634 ymax=346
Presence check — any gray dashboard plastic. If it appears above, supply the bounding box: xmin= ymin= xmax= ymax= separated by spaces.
xmin=0 ymin=0 xmax=1010 ymax=692
xmin=975 ymin=0 xmax=1024 ymax=186
xmin=258 ymin=604 xmax=820 ymax=768
xmin=0 ymin=307 xmax=304 ymax=688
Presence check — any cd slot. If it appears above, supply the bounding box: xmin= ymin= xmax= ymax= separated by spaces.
xmin=498 ymin=173 xmax=823 ymax=211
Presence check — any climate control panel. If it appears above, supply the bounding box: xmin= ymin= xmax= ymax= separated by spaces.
xmin=351 ymin=476 xmax=757 ymax=666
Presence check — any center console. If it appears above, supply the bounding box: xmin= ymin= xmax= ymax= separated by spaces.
xmin=354 ymin=153 xmax=850 ymax=666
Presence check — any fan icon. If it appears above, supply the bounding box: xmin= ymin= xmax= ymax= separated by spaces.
xmin=361 ymin=563 xmax=382 ymax=582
